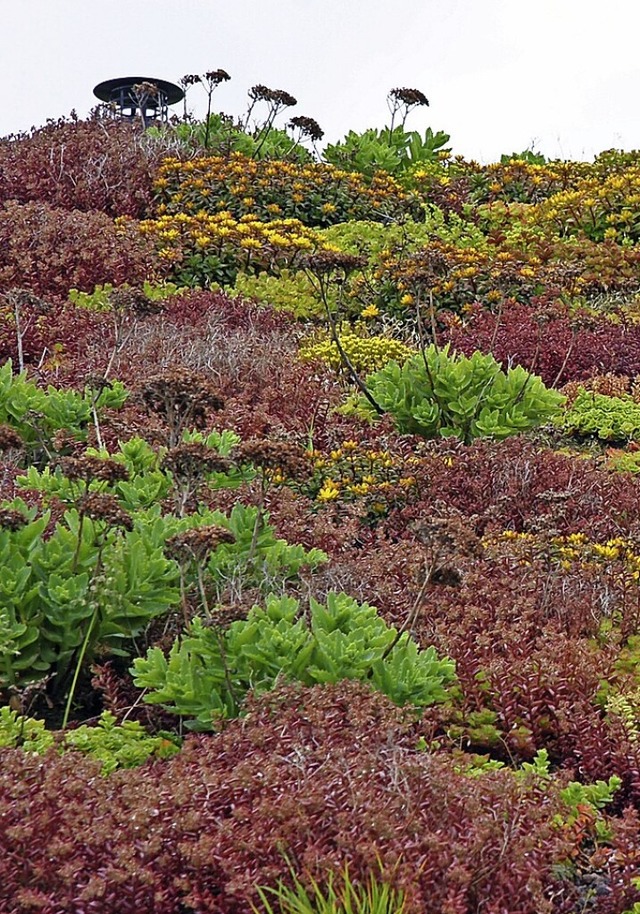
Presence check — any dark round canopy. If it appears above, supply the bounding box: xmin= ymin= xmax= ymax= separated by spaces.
xmin=93 ymin=77 xmax=184 ymax=106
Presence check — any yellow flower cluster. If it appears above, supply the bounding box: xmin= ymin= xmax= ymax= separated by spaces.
xmin=527 ymin=167 xmax=640 ymax=243
xmin=494 ymin=530 xmax=640 ymax=579
xmin=298 ymin=326 xmax=415 ymax=375
xmin=153 ymin=152 xmax=412 ymax=228
xmin=553 ymin=535 xmax=640 ymax=577
xmin=302 ymin=440 xmax=420 ymax=512
xmin=138 ymin=211 xmax=324 ymax=286
xmin=478 ymin=159 xmax=591 ymax=205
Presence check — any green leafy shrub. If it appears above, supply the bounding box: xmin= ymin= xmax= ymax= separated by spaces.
xmin=0 ymin=487 xmax=324 ymax=695
xmin=18 ymin=430 xmax=245 ymax=513
xmin=323 ymin=126 xmax=451 ymax=180
xmin=0 ymin=360 xmax=127 ymax=456
xmin=358 ymin=345 xmax=565 ymax=443
xmin=132 ymin=591 xmax=456 ymax=728
xmin=0 ymin=708 xmax=180 ymax=774
xmin=165 ymin=503 xmax=327 ymax=599
xmin=0 ymin=500 xmax=179 ymax=690
xmin=560 ymin=388 xmax=640 ymax=442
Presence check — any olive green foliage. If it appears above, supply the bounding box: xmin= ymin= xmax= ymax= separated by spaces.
xmin=233 ymin=268 xmax=326 ymax=319
xmin=359 ymin=345 xmax=565 ymax=443
xmin=323 ymin=126 xmax=450 ymax=179
xmin=320 ymin=210 xmax=485 ymax=256
xmin=0 ymin=707 xmax=180 ymax=774
xmin=560 ymin=389 xmax=640 ymax=442
xmin=253 ymin=865 xmax=405 ymax=914
xmin=0 ymin=360 xmax=127 ymax=454
xmin=68 ymin=280 xmax=183 ymax=311
xmin=132 ymin=591 xmax=456 ymax=728
xmin=299 ymin=327 xmax=415 ymax=375
xmin=229 ymin=213 xmax=485 ymax=321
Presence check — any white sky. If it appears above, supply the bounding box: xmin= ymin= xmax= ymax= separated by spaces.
xmin=2 ymin=0 xmax=640 ymax=163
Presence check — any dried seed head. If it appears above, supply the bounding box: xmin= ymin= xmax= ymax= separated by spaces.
xmin=288 ymin=116 xmax=324 ymax=142
xmin=108 ymin=286 xmax=164 ymax=317
xmin=0 ymin=508 xmax=29 ymax=531
xmin=165 ymin=524 xmax=235 ymax=563
xmin=1 ymin=288 xmax=50 ymax=313
xmin=139 ymin=369 xmax=224 ymax=428
xmin=412 ymin=511 xmax=481 ymax=558
xmin=302 ymin=250 xmax=366 ymax=276
xmin=234 ymin=438 xmax=309 ymax=480
xmin=162 ymin=443 xmax=231 ymax=479
xmin=389 ymin=87 xmax=429 ymax=108
xmin=0 ymin=425 xmax=23 ymax=451
xmin=249 ymin=84 xmax=273 ymax=102
xmin=204 ymin=69 xmax=231 ymax=85
xmin=58 ymin=455 xmax=129 ymax=485
xmin=78 ymin=493 xmax=133 ymax=531
xmin=248 ymin=85 xmax=296 ymax=107
xmin=271 ymin=89 xmax=297 ymax=108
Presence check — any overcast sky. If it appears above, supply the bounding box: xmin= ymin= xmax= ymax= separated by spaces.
xmin=2 ymin=0 xmax=640 ymax=163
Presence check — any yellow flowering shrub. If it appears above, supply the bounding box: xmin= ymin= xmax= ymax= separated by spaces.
xmin=299 ymin=325 xmax=415 ymax=375
xmin=468 ymin=159 xmax=591 ymax=205
xmin=153 ymin=153 xmax=416 ymax=227
xmin=363 ymin=238 xmax=567 ymax=315
xmin=526 ymin=167 xmax=640 ymax=243
xmin=300 ymin=440 xmax=421 ymax=517
xmin=138 ymin=211 xmax=325 ymax=286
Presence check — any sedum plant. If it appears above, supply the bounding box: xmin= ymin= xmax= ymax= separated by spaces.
xmin=132 ymin=591 xmax=456 ymax=729
xmin=559 ymin=388 xmax=640 ymax=442
xmin=0 ymin=359 xmax=127 ymax=456
xmin=299 ymin=327 xmax=415 ymax=375
xmin=0 ymin=707 xmax=180 ymax=774
xmin=0 ymin=500 xmax=179 ymax=692
xmin=357 ymin=344 xmax=565 ymax=443
xmin=233 ymin=268 xmax=327 ymax=318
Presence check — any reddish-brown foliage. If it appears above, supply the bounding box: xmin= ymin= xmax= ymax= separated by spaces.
xmin=0 ymin=201 xmax=159 ymax=298
xmin=0 ymin=117 xmax=164 ymax=218
xmin=445 ymin=300 xmax=640 ymax=386
xmin=0 ymin=683 xmax=594 ymax=914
